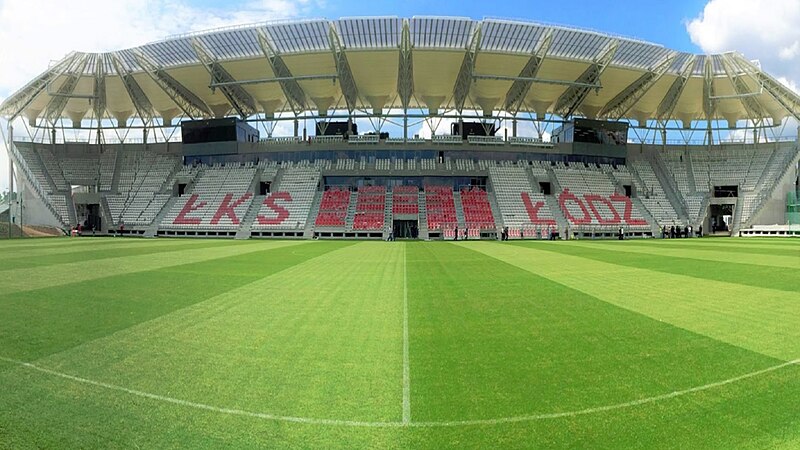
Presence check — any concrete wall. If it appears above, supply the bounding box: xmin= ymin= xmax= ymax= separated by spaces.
xmin=20 ymin=181 xmax=63 ymax=229
xmin=752 ymin=161 xmax=798 ymax=226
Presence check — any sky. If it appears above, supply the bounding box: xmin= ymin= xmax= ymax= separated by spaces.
xmin=2 ymin=0 xmax=800 ymax=192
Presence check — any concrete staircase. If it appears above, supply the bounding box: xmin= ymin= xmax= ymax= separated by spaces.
xmin=110 ymin=151 xmax=124 ymax=194
xmin=453 ymin=191 xmax=466 ymax=228
xmin=526 ymin=167 xmax=541 ymax=193
xmin=545 ymin=167 xmax=563 ymax=194
xmin=66 ymin=195 xmax=78 ymax=227
xmin=631 ymin=197 xmax=661 ymax=235
xmin=144 ymin=196 xmax=178 ymax=237
xmin=731 ymin=196 xmax=744 ymax=237
xmin=383 ymin=191 xmax=393 ymax=239
xmin=345 ymin=191 xmax=357 ymax=231
xmin=485 ymin=181 xmax=504 ymax=231
xmin=645 ymin=152 xmax=689 ymax=222
xmin=544 ymin=195 xmax=569 ymax=235
xmin=417 ymin=191 xmax=429 ymax=240
xmin=100 ymin=196 xmax=113 ymax=232
xmin=236 ymin=194 xmax=266 ymax=239
xmin=304 ymin=189 xmax=323 ymax=238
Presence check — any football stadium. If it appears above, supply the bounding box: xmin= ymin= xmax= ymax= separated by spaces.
xmin=1 ymin=10 xmax=800 ymax=449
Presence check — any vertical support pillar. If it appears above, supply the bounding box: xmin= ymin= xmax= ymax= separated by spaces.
xmin=512 ymin=118 xmax=517 ymax=138
xmin=403 ymin=112 xmax=408 ymax=142
xmin=294 ymin=118 xmax=299 ymax=138
xmin=7 ymin=123 xmax=13 ymax=238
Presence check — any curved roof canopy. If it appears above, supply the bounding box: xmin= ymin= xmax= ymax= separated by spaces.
xmin=3 ymin=16 xmax=800 ymax=128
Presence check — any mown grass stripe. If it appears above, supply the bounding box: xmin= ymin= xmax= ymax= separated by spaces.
xmin=521 ymin=241 xmax=799 ymax=292
xmin=406 ymin=242 xmax=781 ymax=423
xmin=31 ymin=241 xmax=404 ymax=422
xmin=563 ymin=239 xmax=799 ymax=269
xmin=0 ymin=240 xmax=309 ymax=294
xmin=0 ymin=241 xmax=350 ymax=362
xmin=0 ymin=238 xmax=226 ymax=260
xmin=0 ymin=241 xmax=235 ymax=271
xmin=622 ymin=241 xmax=800 ymax=257
xmin=461 ymin=241 xmax=800 ymax=361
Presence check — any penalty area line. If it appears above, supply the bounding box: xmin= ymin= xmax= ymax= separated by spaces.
xmin=0 ymin=356 xmax=797 ymax=428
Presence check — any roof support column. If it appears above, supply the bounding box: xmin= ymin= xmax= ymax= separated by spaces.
xmin=397 ymin=19 xmax=413 ymax=142
xmin=703 ymin=57 xmax=715 ymax=147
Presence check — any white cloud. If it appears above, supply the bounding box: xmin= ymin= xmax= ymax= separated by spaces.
xmin=686 ymin=0 xmax=800 ymax=88
xmin=0 ymin=0 xmax=321 ymax=191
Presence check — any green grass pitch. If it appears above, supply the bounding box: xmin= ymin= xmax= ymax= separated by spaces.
xmin=0 ymin=237 xmax=799 ymax=448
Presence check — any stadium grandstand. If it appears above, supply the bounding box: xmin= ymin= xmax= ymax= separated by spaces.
xmin=2 ymin=16 xmax=799 ymax=239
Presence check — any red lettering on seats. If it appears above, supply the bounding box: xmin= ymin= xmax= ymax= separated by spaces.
xmin=257 ymin=192 xmax=292 ymax=225
xmin=583 ymin=194 xmax=621 ymax=224
xmin=521 ymin=192 xmax=556 ymax=225
xmin=173 ymin=194 xmax=207 ymax=225
xmin=211 ymin=192 xmax=253 ymax=225
xmin=610 ymin=193 xmax=648 ymax=225
xmin=558 ymin=189 xmax=592 ymax=224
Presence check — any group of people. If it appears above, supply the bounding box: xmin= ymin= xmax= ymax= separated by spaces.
xmin=661 ymin=224 xmax=701 ymax=239
xmin=500 ymin=226 xmax=558 ymax=241
xmin=452 ymin=226 xmax=469 ymax=241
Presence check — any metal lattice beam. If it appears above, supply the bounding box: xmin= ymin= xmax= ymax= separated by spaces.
xmin=503 ymin=30 xmax=553 ymax=114
xmin=733 ymin=53 xmax=800 ymax=122
xmin=192 ymin=38 xmax=257 ymax=118
xmin=92 ymin=54 xmax=107 ymax=121
xmin=133 ymin=50 xmax=212 ymax=119
xmin=397 ymin=20 xmax=414 ymax=110
xmin=655 ymin=55 xmax=696 ymax=122
xmin=703 ymin=57 xmax=716 ymax=121
xmin=110 ymin=52 xmax=154 ymax=124
xmin=43 ymin=53 xmax=91 ymax=123
xmin=452 ymin=24 xmax=482 ymax=113
xmin=329 ymin=25 xmax=360 ymax=113
xmin=0 ymin=53 xmax=77 ymax=120
xmin=599 ymin=52 xmax=677 ymax=120
xmin=554 ymin=40 xmax=619 ymax=118
xmin=719 ymin=53 xmax=765 ymax=121
xmin=256 ymin=28 xmax=307 ymax=114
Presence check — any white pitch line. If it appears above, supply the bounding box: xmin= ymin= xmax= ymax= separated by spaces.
xmin=402 ymin=243 xmax=411 ymax=424
xmin=1 ymin=356 xmax=797 ymax=428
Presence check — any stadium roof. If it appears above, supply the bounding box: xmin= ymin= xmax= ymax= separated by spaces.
xmin=3 ymin=16 xmax=800 ymax=128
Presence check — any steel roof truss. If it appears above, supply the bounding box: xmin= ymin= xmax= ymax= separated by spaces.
xmin=110 ymin=53 xmax=155 ymax=124
xmin=503 ymin=30 xmax=553 ymax=114
xmin=256 ymin=28 xmax=307 ymax=114
xmin=554 ymin=39 xmax=619 ymax=118
xmin=599 ymin=52 xmax=677 ymax=120
xmin=328 ymin=25 xmax=360 ymax=113
xmin=452 ymin=24 xmax=482 ymax=113
xmin=656 ymin=55 xmax=696 ymax=121
xmin=133 ymin=49 xmax=212 ymax=119
xmin=192 ymin=38 xmax=257 ymax=118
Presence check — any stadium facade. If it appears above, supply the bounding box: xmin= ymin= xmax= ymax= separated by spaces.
xmin=2 ymin=17 xmax=799 ymax=239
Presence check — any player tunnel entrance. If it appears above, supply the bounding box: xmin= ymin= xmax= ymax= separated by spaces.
xmin=393 ymin=219 xmax=418 ymax=239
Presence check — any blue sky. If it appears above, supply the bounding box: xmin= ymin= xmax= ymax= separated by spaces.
xmin=312 ymin=0 xmax=708 ymax=52
xmin=1 ymin=0 xmax=799 ymax=192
